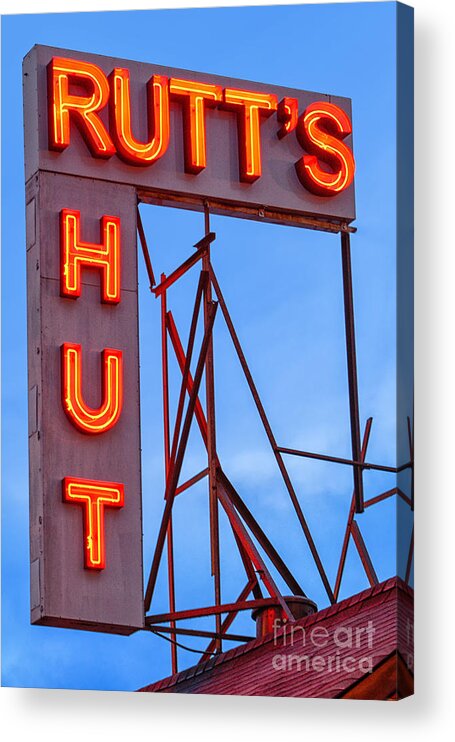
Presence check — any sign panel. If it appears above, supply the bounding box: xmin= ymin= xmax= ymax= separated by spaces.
xmin=23 ymin=44 xmax=357 ymax=635
xmin=23 ymin=45 xmax=355 ymax=224
xmin=26 ymin=172 xmax=143 ymax=633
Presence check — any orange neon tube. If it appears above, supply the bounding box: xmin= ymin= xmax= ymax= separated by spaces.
xmin=295 ymin=101 xmax=355 ymax=196
xmin=63 ymin=477 xmax=124 ymax=569
xmin=60 ymin=209 xmax=121 ymax=304
xmin=277 ymin=97 xmax=298 ymax=139
xmin=62 ymin=343 xmax=123 ymax=435
xmin=109 ymin=68 xmax=170 ymax=165
xmin=48 ymin=56 xmax=115 ymax=157
xmin=169 ymin=78 xmax=222 ymax=173
xmin=223 ymin=88 xmax=278 ymax=182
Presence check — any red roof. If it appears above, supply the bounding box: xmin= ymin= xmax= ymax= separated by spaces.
xmin=139 ymin=577 xmax=413 ymax=699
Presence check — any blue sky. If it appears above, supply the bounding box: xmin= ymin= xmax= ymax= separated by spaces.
xmin=1 ymin=2 xmax=413 ymax=692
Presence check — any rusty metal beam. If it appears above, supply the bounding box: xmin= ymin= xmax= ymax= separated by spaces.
xmin=146 ymin=624 xmax=254 ymax=643
xmin=166 ymin=271 xmax=208 ymax=490
xmin=144 ymin=301 xmax=218 ymax=610
xmin=159 ymin=279 xmax=177 ymax=672
xmin=137 ymin=207 xmax=156 ymax=289
xmin=341 ymin=231 xmax=364 ymax=513
xmin=146 ymin=597 xmax=280 ymax=624
xmin=363 ymin=488 xmax=412 ymax=509
xmin=153 ymin=233 xmax=215 ymax=297
xmin=277 ymin=446 xmax=408 ymax=474
xmin=137 ymin=189 xmax=357 ymax=234
xmin=333 ymin=418 xmax=372 ymax=602
xmin=167 ymin=311 xmax=208 ymax=449
xmin=201 ymin=209 xmax=222 ymax=651
xmin=232 ymin=530 xmax=263 ymax=600
xmin=175 ymin=468 xmax=209 ymax=496
xmin=218 ymin=469 xmax=305 ymax=597
xmin=197 ymin=580 xmax=255 ymax=664
xmin=350 ymin=521 xmax=379 ymax=587
xmin=405 ymin=525 xmax=414 ymax=584
xmin=407 ymin=415 xmax=414 ymax=511
xmin=217 ymin=477 xmax=294 ymax=621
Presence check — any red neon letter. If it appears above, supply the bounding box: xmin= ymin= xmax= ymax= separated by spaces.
xmin=295 ymin=101 xmax=355 ymax=196
xmin=223 ymin=89 xmax=277 ymax=183
xmin=169 ymin=78 xmax=222 ymax=173
xmin=60 ymin=209 xmax=121 ymax=303
xmin=109 ymin=68 xmax=170 ymax=165
xmin=62 ymin=343 xmax=123 ymax=435
xmin=277 ymin=97 xmax=298 ymax=139
xmin=63 ymin=477 xmax=124 ymax=569
xmin=48 ymin=57 xmax=115 ymax=158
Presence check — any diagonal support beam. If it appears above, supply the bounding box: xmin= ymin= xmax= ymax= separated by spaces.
xmin=217 ymin=477 xmax=294 ymax=621
xmin=350 ymin=521 xmax=378 ymax=586
xmin=209 ymin=264 xmax=335 ymax=604
xmin=166 ymin=271 xmax=209 ymax=490
xmin=145 ymin=301 xmax=218 ymax=610
xmin=197 ymin=580 xmax=255 ymax=664
xmin=167 ymin=311 xmax=208 ymax=448
xmin=137 ymin=208 xmax=156 ymax=289
xmin=218 ymin=469 xmax=305 ymax=597
xmin=333 ymin=417 xmax=372 ymax=602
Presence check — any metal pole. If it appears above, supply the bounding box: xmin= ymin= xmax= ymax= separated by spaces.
xmin=202 ymin=204 xmax=222 ymax=653
xmin=341 ymin=231 xmax=364 ymax=513
xmin=160 ymin=279 xmax=177 ymax=674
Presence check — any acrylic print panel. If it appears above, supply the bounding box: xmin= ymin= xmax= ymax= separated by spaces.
xmin=2 ymin=1 xmax=413 ymax=698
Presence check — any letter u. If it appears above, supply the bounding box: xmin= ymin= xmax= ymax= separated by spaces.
xmin=62 ymin=342 xmax=123 ymax=434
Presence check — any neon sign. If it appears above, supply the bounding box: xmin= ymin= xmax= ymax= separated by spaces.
xmin=62 ymin=343 xmax=123 ymax=435
xmin=48 ymin=57 xmax=115 ymax=158
xmin=60 ymin=206 xmax=125 ymax=568
xmin=110 ymin=69 xmax=170 ymax=165
xmin=170 ymin=78 xmax=222 ymax=174
xmin=47 ymin=56 xmax=355 ymax=197
xmin=295 ymin=102 xmax=356 ymax=196
xmin=63 ymin=477 xmax=124 ymax=569
xmin=60 ymin=208 xmax=121 ymax=303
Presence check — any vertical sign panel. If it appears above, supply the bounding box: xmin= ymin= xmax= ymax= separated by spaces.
xmin=26 ymin=171 xmax=143 ymax=633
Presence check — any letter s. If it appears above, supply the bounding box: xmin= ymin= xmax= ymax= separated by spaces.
xmin=295 ymin=101 xmax=355 ymax=197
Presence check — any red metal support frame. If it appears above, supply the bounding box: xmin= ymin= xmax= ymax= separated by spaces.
xmin=138 ymin=208 xmax=413 ymax=669
xmin=144 ymin=301 xmax=218 ymax=610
